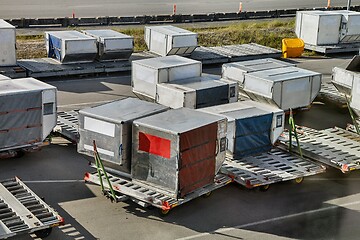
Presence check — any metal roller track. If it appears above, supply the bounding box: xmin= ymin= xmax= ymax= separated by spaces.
xmin=316 ymin=82 xmax=347 ymax=108
xmin=55 ymin=111 xmax=80 ymax=143
xmin=284 ymin=126 xmax=360 ymax=172
xmin=0 ymin=177 xmax=63 ymax=239
xmin=220 ymin=148 xmax=325 ymax=188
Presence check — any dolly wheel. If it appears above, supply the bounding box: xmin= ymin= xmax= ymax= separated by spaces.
xmin=34 ymin=228 xmax=53 ymax=238
xmin=159 ymin=208 xmax=170 ymax=216
xmin=294 ymin=177 xmax=304 ymax=184
xmin=203 ymin=191 xmax=212 ymax=198
xmin=259 ymin=184 xmax=270 ymax=192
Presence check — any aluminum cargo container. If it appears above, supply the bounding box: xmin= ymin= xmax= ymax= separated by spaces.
xmin=295 ymin=11 xmax=342 ymax=45
xmin=132 ymin=55 xmax=202 ymax=100
xmin=338 ymin=10 xmax=360 ymax=43
xmin=145 ymin=25 xmax=198 ymax=56
xmin=45 ymin=31 xmax=97 ymax=63
xmin=243 ymin=67 xmax=322 ymax=110
xmin=156 ymin=74 xmax=238 ymax=109
xmin=332 ymin=55 xmax=360 ymax=97
xmin=0 ymin=20 xmax=16 ymax=67
xmin=132 ymin=108 xmax=227 ymax=198
xmin=82 ymin=29 xmax=134 ymax=61
xmin=222 ymin=58 xmax=294 ymax=84
xmin=78 ymin=98 xmax=168 ymax=174
xmin=0 ymin=78 xmax=57 ymax=151
xmin=199 ymin=101 xmax=284 ymax=158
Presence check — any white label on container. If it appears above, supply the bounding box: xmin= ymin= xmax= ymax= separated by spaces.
xmin=84 ymin=117 xmax=115 ymax=137
xmin=84 ymin=144 xmax=115 ymax=157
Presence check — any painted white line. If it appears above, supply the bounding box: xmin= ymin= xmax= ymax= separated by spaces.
xmin=23 ymin=180 xmax=84 ymax=183
xmin=58 ymin=100 xmax=113 ymax=108
xmin=306 ymin=178 xmax=360 ymax=181
xmin=177 ymin=200 xmax=360 ymax=240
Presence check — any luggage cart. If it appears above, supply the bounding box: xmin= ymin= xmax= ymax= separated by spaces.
xmin=0 ymin=177 xmax=64 ymax=239
xmin=84 ymin=142 xmax=232 ymax=215
xmin=280 ymin=126 xmax=360 ymax=173
xmin=220 ymin=147 xmax=325 ymax=191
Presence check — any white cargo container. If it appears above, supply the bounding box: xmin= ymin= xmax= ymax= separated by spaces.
xmin=222 ymin=58 xmax=294 ymax=84
xmin=295 ymin=11 xmax=342 ymax=45
xmin=156 ymin=74 xmax=238 ymax=109
xmin=132 ymin=55 xmax=202 ymax=100
xmin=78 ymin=98 xmax=168 ymax=174
xmin=45 ymin=31 xmax=97 ymax=63
xmin=145 ymin=25 xmax=198 ymax=56
xmin=82 ymin=29 xmax=134 ymax=61
xmin=332 ymin=55 xmax=360 ymax=96
xmin=243 ymin=67 xmax=322 ymax=110
xmin=338 ymin=10 xmax=360 ymax=43
xmin=132 ymin=108 xmax=227 ymax=198
xmin=0 ymin=78 xmax=57 ymax=152
xmin=350 ymin=74 xmax=360 ymax=116
xmin=0 ymin=19 xmax=16 ymax=67
xmin=199 ymin=101 xmax=284 ymax=158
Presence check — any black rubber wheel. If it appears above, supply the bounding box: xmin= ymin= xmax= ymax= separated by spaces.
xmin=294 ymin=177 xmax=304 ymax=184
xmin=15 ymin=150 xmax=25 ymax=158
xmin=259 ymin=184 xmax=270 ymax=192
xmin=34 ymin=228 xmax=52 ymax=238
xmin=202 ymin=191 xmax=212 ymax=198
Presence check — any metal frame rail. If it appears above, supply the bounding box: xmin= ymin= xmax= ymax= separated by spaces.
xmin=55 ymin=111 xmax=80 ymax=143
xmin=0 ymin=177 xmax=63 ymax=239
xmin=281 ymin=126 xmax=360 ymax=173
xmin=316 ymin=82 xmax=347 ymax=108
xmin=220 ymin=148 xmax=325 ymax=189
xmin=84 ymin=171 xmax=232 ymax=214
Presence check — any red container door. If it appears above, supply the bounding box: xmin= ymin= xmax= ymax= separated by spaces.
xmin=178 ymin=123 xmax=217 ymax=197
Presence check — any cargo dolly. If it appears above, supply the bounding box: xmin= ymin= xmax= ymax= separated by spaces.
xmin=280 ymin=126 xmax=360 ymax=173
xmin=84 ymin=142 xmax=232 ymax=215
xmin=0 ymin=177 xmax=64 ymax=239
xmin=220 ymin=147 xmax=325 ymax=191
xmin=54 ymin=111 xmax=80 ymax=143
xmin=316 ymin=82 xmax=347 ymax=108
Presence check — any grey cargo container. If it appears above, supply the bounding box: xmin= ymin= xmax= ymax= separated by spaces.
xmin=222 ymin=58 xmax=294 ymax=85
xmin=199 ymin=101 xmax=284 ymax=158
xmin=156 ymin=74 xmax=238 ymax=109
xmin=82 ymin=29 xmax=134 ymax=61
xmin=132 ymin=55 xmax=202 ymax=100
xmin=243 ymin=67 xmax=322 ymax=110
xmin=78 ymin=98 xmax=168 ymax=174
xmin=332 ymin=55 xmax=360 ymax=97
xmin=45 ymin=31 xmax=97 ymax=64
xmin=0 ymin=78 xmax=57 ymax=152
xmin=0 ymin=19 xmax=16 ymax=66
xmin=145 ymin=25 xmax=198 ymax=56
xmin=132 ymin=108 xmax=227 ymax=198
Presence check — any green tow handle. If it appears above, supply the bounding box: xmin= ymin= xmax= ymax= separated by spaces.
xmin=345 ymin=95 xmax=360 ymax=135
xmin=93 ymin=140 xmax=117 ymax=202
xmin=288 ymin=109 xmax=303 ymax=158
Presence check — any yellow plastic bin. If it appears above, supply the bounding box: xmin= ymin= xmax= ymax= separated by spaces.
xmin=282 ymin=38 xmax=304 ymax=58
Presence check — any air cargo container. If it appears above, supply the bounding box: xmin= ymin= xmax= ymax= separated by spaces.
xmin=82 ymin=29 xmax=134 ymax=61
xmin=78 ymin=98 xmax=168 ymax=174
xmin=243 ymin=67 xmax=322 ymax=110
xmin=132 ymin=108 xmax=227 ymax=198
xmin=132 ymin=55 xmax=202 ymax=100
xmin=349 ymin=72 xmax=360 ymax=117
xmin=45 ymin=31 xmax=97 ymax=63
xmin=221 ymin=58 xmax=294 ymax=85
xmin=295 ymin=11 xmax=342 ymax=45
xmin=0 ymin=19 xmax=16 ymax=66
xmin=145 ymin=25 xmax=198 ymax=56
xmin=0 ymin=78 xmax=57 ymax=153
xmin=332 ymin=55 xmax=360 ymax=96
xmin=338 ymin=10 xmax=360 ymax=43
xmin=199 ymin=101 xmax=284 ymax=158
xmin=156 ymin=74 xmax=238 ymax=109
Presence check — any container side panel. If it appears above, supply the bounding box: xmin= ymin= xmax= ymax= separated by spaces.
xmin=104 ymin=38 xmax=133 ymax=51
xmin=310 ymin=75 xmax=322 ymax=102
xmin=196 ymin=85 xmax=229 ymax=108
xmin=179 ymin=123 xmax=217 ymax=197
xmin=168 ymin=64 xmax=202 ymax=82
xmin=138 ymin=132 xmax=171 ymax=159
xmin=281 ymin=77 xmax=311 ymax=110
xmin=150 ymin=31 xmax=167 ymax=56
xmin=234 ymin=113 xmax=273 ymax=158
xmin=132 ymin=64 xmax=157 ymax=99
xmin=300 ymin=14 xmax=320 ymax=45
xmin=172 ymin=35 xmax=197 ymax=48
xmin=318 ymin=15 xmax=341 ymax=45
xmin=0 ymin=28 xmax=16 ymax=66
xmin=350 ymin=75 xmax=360 ymax=116
xmin=244 ymin=76 xmax=273 ymax=98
